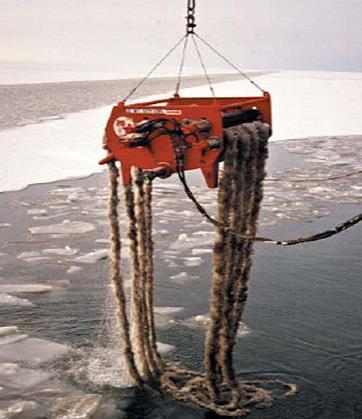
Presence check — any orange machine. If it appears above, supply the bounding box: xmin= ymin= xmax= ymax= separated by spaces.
xmin=100 ymin=92 xmax=272 ymax=188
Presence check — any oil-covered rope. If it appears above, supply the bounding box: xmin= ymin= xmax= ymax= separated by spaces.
xmin=177 ymin=159 xmax=362 ymax=246
xmin=107 ymin=121 xmax=296 ymax=416
xmin=265 ymin=169 xmax=362 ymax=183
xmin=107 ymin=161 xmax=142 ymax=386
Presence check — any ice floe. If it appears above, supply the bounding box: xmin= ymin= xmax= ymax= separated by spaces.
xmin=49 ymin=280 xmax=71 ymax=289
xmin=27 ymin=208 xmax=48 ymax=216
xmin=66 ymin=266 xmax=83 ymax=275
xmin=156 ymin=342 xmax=175 ymax=356
xmin=29 ymin=221 xmax=95 ymax=235
xmin=0 ymin=399 xmax=44 ymax=419
xmin=184 ymin=314 xmax=251 ymax=337
xmin=0 ymin=284 xmax=52 ymax=294
xmin=0 ymin=363 xmax=52 ymax=391
xmin=170 ymin=272 xmax=188 ymax=282
xmin=73 ymin=249 xmax=108 ymax=264
xmin=0 ymin=334 xmax=28 ymax=346
xmin=0 ymin=338 xmax=70 ymax=366
xmin=17 ymin=251 xmax=41 ymax=259
xmin=183 ymin=257 xmax=202 ymax=267
xmin=42 ymin=246 xmax=79 ymax=256
xmin=191 ymin=248 xmax=212 ymax=256
xmin=50 ymin=394 xmax=102 ymax=419
xmin=154 ymin=307 xmax=184 ymax=328
xmin=0 ymin=294 xmax=33 ymax=307
xmin=0 ymin=327 xmax=28 ymax=346
xmin=154 ymin=307 xmax=184 ymax=316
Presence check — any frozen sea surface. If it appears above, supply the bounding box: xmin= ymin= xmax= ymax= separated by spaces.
xmin=0 ymin=135 xmax=361 ymax=417
xmin=1 ymin=71 xmax=362 ymax=193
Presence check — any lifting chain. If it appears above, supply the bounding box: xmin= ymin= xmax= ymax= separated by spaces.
xmin=186 ymin=0 xmax=196 ymax=35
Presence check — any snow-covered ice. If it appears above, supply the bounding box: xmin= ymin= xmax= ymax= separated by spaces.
xmin=156 ymin=342 xmax=175 ymax=356
xmin=42 ymin=246 xmax=79 ymax=256
xmin=154 ymin=307 xmax=184 ymax=315
xmin=66 ymin=266 xmax=83 ymax=275
xmin=183 ymin=257 xmax=203 ymax=267
xmin=29 ymin=221 xmax=95 ymax=235
xmin=0 ymin=363 xmax=52 ymax=391
xmin=184 ymin=314 xmax=251 ymax=337
xmin=0 ymin=223 xmax=11 ymax=228
xmin=73 ymin=249 xmax=108 ymax=264
xmin=1 ymin=70 xmax=361 ymax=193
xmin=0 ymin=338 xmax=70 ymax=366
xmin=50 ymin=394 xmax=102 ymax=419
xmin=0 ymin=294 xmax=34 ymax=307
xmin=27 ymin=208 xmax=48 ymax=216
xmin=0 ymin=284 xmax=52 ymax=294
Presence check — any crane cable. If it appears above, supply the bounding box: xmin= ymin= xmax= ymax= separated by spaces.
xmin=123 ymin=0 xmax=266 ymax=102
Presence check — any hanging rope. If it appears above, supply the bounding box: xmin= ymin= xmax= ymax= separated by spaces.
xmin=265 ymin=169 xmax=362 ymax=183
xmin=107 ymin=121 xmax=296 ymax=416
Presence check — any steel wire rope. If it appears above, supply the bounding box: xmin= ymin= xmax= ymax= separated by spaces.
xmin=122 ymin=35 xmax=187 ymax=103
xmin=191 ymin=34 xmax=216 ymax=98
xmin=175 ymin=35 xmax=190 ymax=95
xmin=195 ymin=33 xmax=266 ymax=94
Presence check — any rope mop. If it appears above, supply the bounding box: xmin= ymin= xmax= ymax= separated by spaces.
xmin=107 ymin=121 xmax=296 ymax=416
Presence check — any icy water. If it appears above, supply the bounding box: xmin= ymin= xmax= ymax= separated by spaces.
xmin=0 ymin=136 xmax=361 ymax=418
xmin=0 ymin=74 xmax=246 ymax=131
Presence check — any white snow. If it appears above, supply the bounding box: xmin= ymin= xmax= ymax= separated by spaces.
xmin=0 ymin=71 xmax=362 ymax=193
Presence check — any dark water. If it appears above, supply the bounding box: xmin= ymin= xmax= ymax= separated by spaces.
xmin=0 ymin=73 xmax=248 ymax=131
xmin=0 ymin=138 xmax=361 ymax=418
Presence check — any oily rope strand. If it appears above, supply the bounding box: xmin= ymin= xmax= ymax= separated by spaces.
xmin=266 ymin=212 xmax=362 ymax=246
xmin=265 ymin=169 xmax=362 ymax=183
xmin=122 ymin=35 xmax=186 ymax=103
xmin=195 ymin=33 xmax=266 ymax=94
xmin=107 ymin=161 xmax=142 ymax=386
xmin=176 ymin=152 xmax=362 ymax=246
xmin=108 ymin=122 xmax=296 ymax=416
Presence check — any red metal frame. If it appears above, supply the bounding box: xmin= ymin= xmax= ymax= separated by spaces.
xmin=101 ymin=92 xmax=272 ymax=188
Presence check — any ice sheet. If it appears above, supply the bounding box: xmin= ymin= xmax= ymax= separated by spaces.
xmin=0 ymin=71 xmax=361 ymax=193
